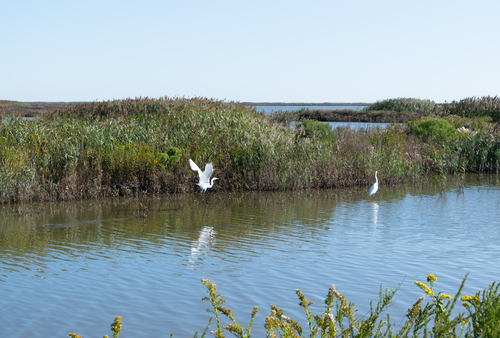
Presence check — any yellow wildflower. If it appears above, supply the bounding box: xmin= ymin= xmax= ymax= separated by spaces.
xmin=427 ymin=274 xmax=437 ymax=283
xmin=461 ymin=295 xmax=479 ymax=304
xmin=440 ymin=294 xmax=451 ymax=300
xmin=414 ymin=281 xmax=434 ymax=296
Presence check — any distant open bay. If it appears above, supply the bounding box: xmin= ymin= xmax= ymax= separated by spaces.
xmin=249 ymin=104 xmax=369 ymax=113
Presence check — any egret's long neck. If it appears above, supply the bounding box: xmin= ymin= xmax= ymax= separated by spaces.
xmin=209 ymin=178 xmax=216 ymax=188
xmin=375 ymin=172 xmax=378 ymax=183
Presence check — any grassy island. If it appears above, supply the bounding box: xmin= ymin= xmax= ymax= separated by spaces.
xmin=1 ymin=96 xmax=500 ymax=203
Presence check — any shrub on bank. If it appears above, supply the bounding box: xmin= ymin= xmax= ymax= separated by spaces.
xmin=442 ymin=115 xmax=493 ymax=131
xmin=295 ymin=119 xmax=334 ymax=140
xmin=408 ymin=117 xmax=456 ymax=143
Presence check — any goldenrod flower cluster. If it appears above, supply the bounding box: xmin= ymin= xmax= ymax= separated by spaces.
xmin=427 ymin=274 xmax=437 ymax=283
xmin=461 ymin=295 xmax=479 ymax=308
xmin=414 ymin=281 xmax=434 ymax=296
xmin=460 ymin=295 xmax=478 ymax=303
xmin=440 ymin=294 xmax=451 ymax=300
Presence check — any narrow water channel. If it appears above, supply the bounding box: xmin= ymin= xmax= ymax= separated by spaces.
xmin=1 ymin=174 xmax=499 ymax=337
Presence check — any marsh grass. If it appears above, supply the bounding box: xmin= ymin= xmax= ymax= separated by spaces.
xmin=443 ymin=96 xmax=500 ymax=122
xmin=69 ymin=274 xmax=499 ymax=337
xmin=363 ymin=98 xmax=439 ymax=114
xmin=1 ymin=97 xmax=499 ymax=203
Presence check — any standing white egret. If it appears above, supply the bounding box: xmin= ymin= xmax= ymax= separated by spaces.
xmin=189 ymin=159 xmax=218 ymax=203
xmin=369 ymin=171 xmax=378 ymax=197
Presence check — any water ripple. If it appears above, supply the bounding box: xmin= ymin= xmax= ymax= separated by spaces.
xmin=1 ymin=175 xmax=500 ymax=337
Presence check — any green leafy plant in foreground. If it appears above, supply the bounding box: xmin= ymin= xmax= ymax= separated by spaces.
xmin=69 ymin=274 xmax=500 ymax=337
xmin=461 ymin=281 xmax=500 ymax=337
xmin=200 ymin=278 xmax=259 ymax=338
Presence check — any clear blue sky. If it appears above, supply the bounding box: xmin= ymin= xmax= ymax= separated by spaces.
xmin=2 ymin=0 xmax=499 ymax=103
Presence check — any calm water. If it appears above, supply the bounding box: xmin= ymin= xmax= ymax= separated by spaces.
xmin=327 ymin=121 xmax=394 ymax=129
xmin=1 ymin=175 xmax=500 ymax=337
xmin=291 ymin=121 xmax=395 ymax=130
xmin=253 ymin=105 xmax=368 ymax=113
xmin=252 ymin=105 xmax=392 ymax=130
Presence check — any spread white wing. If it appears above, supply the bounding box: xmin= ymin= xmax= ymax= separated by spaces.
xmin=200 ymin=162 xmax=213 ymax=185
xmin=189 ymin=159 xmax=201 ymax=174
xmin=189 ymin=159 xmax=213 ymax=185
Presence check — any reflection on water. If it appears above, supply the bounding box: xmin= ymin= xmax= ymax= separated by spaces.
xmin=253 ymin=105 xmax=368 ymax=113
xmin=292 ymin=121 xmax=397 ymax=130
xmin=327 ymin=121 xmax=396 ymax=129
xmin=1 ymin=174 xmax=500 ymax=337
xmin=372 ymin=202 xmax=379 ymax=226
xmin=190 ymin=226 xmax=216 ymax=265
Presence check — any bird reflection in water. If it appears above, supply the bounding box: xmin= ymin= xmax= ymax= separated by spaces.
xmin=189 ymin=226 xmax=216 ymax=263
xmin=372 ymin=202 xmax=379 ymax=226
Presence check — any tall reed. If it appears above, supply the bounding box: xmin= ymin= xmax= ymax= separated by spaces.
xmin=442 ymin=96 xmax=500 ymax=122
xmin=363 ymin=98 xmax=439 ymax=113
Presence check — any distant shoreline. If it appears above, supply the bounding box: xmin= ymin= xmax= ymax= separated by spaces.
xmin=1 ymin=100 xmax=374 ymax=117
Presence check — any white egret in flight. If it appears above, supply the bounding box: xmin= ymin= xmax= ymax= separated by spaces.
xmin=189 ymin=159 xmax=218 ymax=203
xmin=369 ymin=171 xmax=378 ymax=197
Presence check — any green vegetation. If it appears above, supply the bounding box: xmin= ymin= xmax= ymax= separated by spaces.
xmin=295 ymin=119 xmax=334 ymax=140
xmin=1 ymin=96 xmax=499 ymax=203
xmin=408 ymin=118 xmax=456 ymax=143
xmin=363 ymin=98 xmax=439 ymax=113
xmin=71 ymin=274 xmax=499 ymax=337
xmin=408 ymin=116 xmax=500 ymax=174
